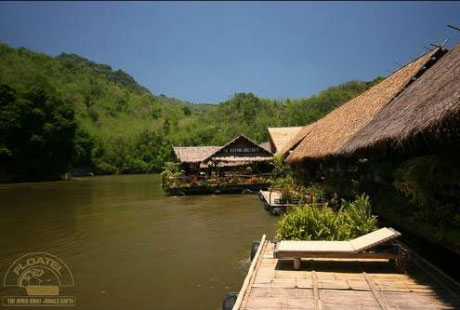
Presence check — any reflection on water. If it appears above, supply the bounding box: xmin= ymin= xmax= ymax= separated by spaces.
xmin=0 ymin=175 xmax=278 ymax=309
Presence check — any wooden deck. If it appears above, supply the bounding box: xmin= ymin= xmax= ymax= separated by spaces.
xmin=165 ymin=183 xmax=270 ymax=195
xmin=233 ymin=235 xmax=460 ymax=310
xmin=259 ymin=190 xmax=299 ymax=214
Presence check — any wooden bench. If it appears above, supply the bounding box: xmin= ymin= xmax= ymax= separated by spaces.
xmin=273 ymin=227 xmax=408 ymax=272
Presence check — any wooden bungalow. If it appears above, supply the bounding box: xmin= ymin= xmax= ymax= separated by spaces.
xmin=210 ymin=135 xmax=273 ymax=162
xmin=167 ymin=135 xmax=274 ymax=195
xmin=283 ymin=46 xmax=445 ymax=163
xmin=266 ymin=126 xmax=303 ymax=153
xmin=172 ymin=146 xmax=220 ymax=174
xmin=172 ymin=135 xmax=273 ymax=175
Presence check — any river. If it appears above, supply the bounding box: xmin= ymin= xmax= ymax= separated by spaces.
xmin=0 ymin=174 xmax=278 ymax=309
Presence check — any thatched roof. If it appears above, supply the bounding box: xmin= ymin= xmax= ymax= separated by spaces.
xmin=278 ymin=123 xmax=316 ymax=156
xmin=205 ymin=134 xmax=273 ymax=162
xmin=340 ymin=43 xmax=459 ymax=154
xmin=173 ymin=135 xmax=273 ymax=164
xmin=268 ymin=127 xmax=303 ymax=152
xmin=173 ymin=146 xmax=220 ymax=163
xmin=287 ymin=48 xmax=439 ymax=163
xmin=259 ymin=141 xmax=272 ymax=152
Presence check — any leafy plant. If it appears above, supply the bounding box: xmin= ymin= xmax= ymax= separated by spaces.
xmin=276 ymin=194 xmax=377 ymax=240
xmin=341 ymin=194 xmax=378 ymax=237
xmin=160 ymin=162 xmax=184 ymax=189
xmin=393 ymin=149 xmax=460 ymax=226
xmin=272 ymin=153 xmax=290 ymax=177
xmin=303 ymin=184 xmax=325 ymax=203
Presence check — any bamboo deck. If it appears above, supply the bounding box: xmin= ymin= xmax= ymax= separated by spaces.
xmin=259 ymin=190 xmax=299 ymax=214
xmin=165 ymin=183 xmax=270 ymax=195
xmin=259 ymin=190 xmax=285 ymax=207
xmin=233 ymin=235 xmax=460 ymax=310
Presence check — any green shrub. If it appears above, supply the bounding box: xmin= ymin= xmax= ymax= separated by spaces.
xmin=341 ymin=194 xmax=378 ymax=237
xmin=93 ymin=160 xmax=117 ymax=175
xmin=393 ymin=149 xmax=460 ymax=225
xmin=160 ymin=162 xmax=184 ymax=189
xmin=276 ymin=194 xmax=377 ymax=240
xmin=303 ymin=184 xmax=325 ymax=203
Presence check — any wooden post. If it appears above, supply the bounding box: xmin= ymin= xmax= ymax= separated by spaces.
xmin=430 ymin=39 xmax=449 ymax=49
xmin=293 ymin=258 xmax=301 ymax=270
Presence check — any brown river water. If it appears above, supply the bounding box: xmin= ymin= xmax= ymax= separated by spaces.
xmin=0 ymin=174 xmax=278 ymax=309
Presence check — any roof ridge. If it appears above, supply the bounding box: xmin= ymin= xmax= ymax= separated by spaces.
xmin=203 ymin=134 xmax=273 ymax=162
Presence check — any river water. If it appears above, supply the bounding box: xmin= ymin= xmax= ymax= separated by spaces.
xmin=0 ymin=174 xmax=278 ymax=309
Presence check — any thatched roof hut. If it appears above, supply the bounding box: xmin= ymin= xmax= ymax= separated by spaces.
xmin=286 ymin=47 xmax=441 ymax=163
xmin=340 ymin=43 xmax=459 ymax=155
xmin=267 ymin=127 xmax=303 ymax=153
xmin=173 ymin=146 xmax=221 ymax=163
xmin=207 ymin=135 xmax=273 ymax=163
xmin=173 ymin=135 xmax=273 ymax=166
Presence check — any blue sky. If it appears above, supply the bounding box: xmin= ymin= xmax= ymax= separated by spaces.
xmin=0 ymin=2 xmax=459 ymax=103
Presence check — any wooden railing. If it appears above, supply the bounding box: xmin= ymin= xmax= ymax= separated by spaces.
xmin=169 ymin=173 xmax=275 ymax=181
xmin=165 ymin=173 xmax=276 ymax=189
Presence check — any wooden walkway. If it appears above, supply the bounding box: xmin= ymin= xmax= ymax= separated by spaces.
xmin=233 ymin=235 xmax=460 ymax=310
xmin=259 ymin=190 xmax=299 ymax=214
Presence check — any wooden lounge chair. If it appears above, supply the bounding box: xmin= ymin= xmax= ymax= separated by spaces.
xmin=273 ymin=227 xmax=408 ymax=272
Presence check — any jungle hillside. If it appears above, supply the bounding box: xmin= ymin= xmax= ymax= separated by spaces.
xmin=0 ymin=43 xmax=382 ymax=181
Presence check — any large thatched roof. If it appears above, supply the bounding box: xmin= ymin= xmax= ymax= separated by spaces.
xmin=173 ymin=146 xmax=220 ymax=163
xmin=340 ymin=43 xmax=459 ymax=154
xmin=268 ymin=127 xmax=303 ymax=153
xmin=287 ymin=48 xmax=439 ymax=163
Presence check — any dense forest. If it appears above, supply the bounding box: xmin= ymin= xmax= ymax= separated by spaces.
xmin=0 ymin=43 xmax=382 ymax=181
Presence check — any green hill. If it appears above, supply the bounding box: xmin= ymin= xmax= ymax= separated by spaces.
xmin=0 ymin=42 xmax=381 ymax=181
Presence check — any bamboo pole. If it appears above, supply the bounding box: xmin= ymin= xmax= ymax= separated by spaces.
xmin=448 ymin=24 xmax=460 ymax=32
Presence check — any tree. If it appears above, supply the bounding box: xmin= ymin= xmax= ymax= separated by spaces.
xmin=0 ymin=84 xmax=78 ymax=180
xmin=73 ymin=128 xmax=95 ymax=168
